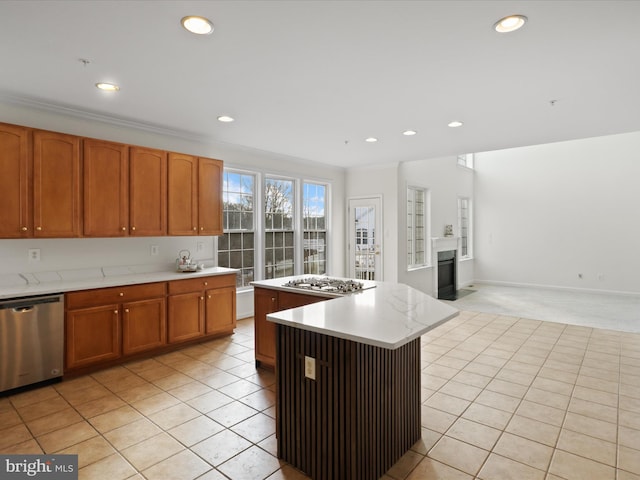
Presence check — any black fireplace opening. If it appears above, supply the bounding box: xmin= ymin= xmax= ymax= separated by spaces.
xmin=437 ymin=250 xmax=457 ymax=300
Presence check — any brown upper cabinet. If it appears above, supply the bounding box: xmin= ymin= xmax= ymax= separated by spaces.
xmin=0 ymin=124 xmax=81 ymax=238
xmin=84 ymin=142 xmax=168 ymax=237
xmin=129 ymin=147 xmax=167 ymax=236
xmin=83 ymin=139 xmax=129 ymax=237
xmin=0 ymin=122 xmax=222 ymax=239
xmin=0 ymin=123 xmax=32 ymax=238
xmin=168 ymin=153 xmax=223 ymax=236
xmin=33 ymin=130 xmax=82 ymax=237
xmin=199 ymin=157 xmax=223 ymax=236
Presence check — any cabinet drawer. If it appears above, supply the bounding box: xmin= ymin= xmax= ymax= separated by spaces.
xmin=168 ymin=274 xmax=235 ymax=295
xmin=66 ymin=282 xmax=166 ymax=309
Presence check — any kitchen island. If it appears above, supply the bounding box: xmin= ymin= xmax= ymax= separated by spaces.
xmin=251 ymin=276 xmax=459 ymax=480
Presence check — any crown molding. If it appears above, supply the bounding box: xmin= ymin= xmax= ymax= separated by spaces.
xmin=0 ymin=91 xmax=212 ymax=143
xmin=0 ymin=91 xmax=341 ymax=170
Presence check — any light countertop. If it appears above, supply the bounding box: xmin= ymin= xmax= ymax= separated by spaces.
xmin=253 ymin=276 xmax=459 ymax=350
xmin=0 ymin=266 xmax=238 ymax=300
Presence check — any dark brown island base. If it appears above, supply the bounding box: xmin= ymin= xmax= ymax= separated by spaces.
xmin=252 ymin=276 xmax=459 ymax=480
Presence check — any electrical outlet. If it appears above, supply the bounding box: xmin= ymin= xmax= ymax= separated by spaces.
xmin=304 ymin=356 xmax=316 ymax=380
xmin=196 ymin=241 xmax=204 ymax=252
xmin=150 ymin=245 xmax=159 ymax=256
xmin=28 ymin=248 xmax=41 ymax=262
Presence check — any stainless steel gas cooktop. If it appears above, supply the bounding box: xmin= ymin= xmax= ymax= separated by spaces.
xmin=282 ymin=277 xmax=372 ymax=294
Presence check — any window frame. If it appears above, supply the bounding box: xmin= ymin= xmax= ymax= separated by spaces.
xmin=407 ymin=185 xmax=430 ymax=270
xmin=302 ymin=180 xmax=330 ymax=275
xmin=457 ymin=153 xmax=474 ymax=169
xmin=218 ymin=168 xmax=257 ymax=289
xmin=264 ymin=175 xmax=296 ymax=280
xmin=457 ymin=196 xmax=472 ymax=259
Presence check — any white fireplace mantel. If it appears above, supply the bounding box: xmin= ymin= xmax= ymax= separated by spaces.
xmin=431 ymin=237 xmax=460 ymax=298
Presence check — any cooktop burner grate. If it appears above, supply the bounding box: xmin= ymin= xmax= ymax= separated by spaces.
xmin=283 ymin=277 xmax=367 ymax=294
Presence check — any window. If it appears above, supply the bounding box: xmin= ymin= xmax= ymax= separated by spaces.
xmin=457 ymin=153 xmax=474 ymax=169
xmin=458 ymin=197 xmax=471 ymax=258
xmin=218 ymin=171 xmax=255 ymax=287
xmin=303 ymin=182 xmax=327 ymax=274
xmin=407 ymin=187 xmax=427 ymax=268
xmin=265 ymin=177 xmax=295 ymax=279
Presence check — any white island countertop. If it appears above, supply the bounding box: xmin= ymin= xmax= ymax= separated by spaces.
xmin=0 ymin=267 xmax=238 ymax=300
xmin=254 ymin=276 xmax=459 ymax=350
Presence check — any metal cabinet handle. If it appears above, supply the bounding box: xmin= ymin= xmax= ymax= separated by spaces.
xmin=119 ymin=292 xmax=124 ymax=297
xmin=122 ymin=227 xmax=126 ymax=231
xmin=114 ymin=310 xmax=118 ymax=314
xmin=36 ymin=226 xmax=42 ymax=231
xmin=207 ymin=295 xmax=211 ymax=299
xmin=204 ymin=281 xmax=208 ymax=286
xmin=125 ymin=308 xmax=129 ymax=313
xmin=131 ymin=226 xmax=136 ymax=231
xmin=21 ymin=226 xmax=28 ymax=231
xmin=200 ymin=296 xmax=204 ymax=300
xmin=193 ymin=227 xmax=197 ymax=231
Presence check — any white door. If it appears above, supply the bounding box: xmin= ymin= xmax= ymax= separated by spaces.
xmin=348 ymin=196 xmax=382 ymax=280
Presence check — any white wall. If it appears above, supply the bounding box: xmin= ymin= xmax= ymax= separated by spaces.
xmin=344 ymin=157 xmax=474 ymax=292
xmin=475 ymin=131 xmax=640 ymax=294
xmin=345 ymin=164 xmax=399 ymax=282
xmin=0 ymin=100 xmax=346 ymax=316
xmin=397 ymin=156 xmax=475 ymax=294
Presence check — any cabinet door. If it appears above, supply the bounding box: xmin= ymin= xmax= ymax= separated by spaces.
xmin=33 ymin=130 xmax=81 ymax=237
xmin=66 ymin=305 xmax=121 ymax=370
xmin=0 ymin=123 xmax=31 ymax=237
xmin=278 ymin=291 xmax=325 ymax=309
xmin=167 ymin=152 xmax=198 ymax=235
xmin=122 ymin=298 xmax=167 ymax=355
xmin=205 ymin=286 xmax=236 ymax=335
xmin=130 ymin=147 xmax=167 ymax=236
xmin=84 ymin=139 xmax=129 ymax=236
xmin=168 ymin=292 xmax=204 ymax=343
xmin=254 ymin=288 xmax=279 ymax=367
xmin=198 ymin=157 xmax=223 ymax=235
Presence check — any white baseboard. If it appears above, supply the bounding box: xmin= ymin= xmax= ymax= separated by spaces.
xmin=472 ymin=279 xmax=640 ymax=298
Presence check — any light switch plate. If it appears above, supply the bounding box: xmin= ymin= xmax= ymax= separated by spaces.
xmin=304 ymin=356 xmax=316 ymax=380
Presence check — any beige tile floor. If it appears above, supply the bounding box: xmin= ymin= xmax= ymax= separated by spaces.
xmin=1 ymin=312 xmax=640 ymax=480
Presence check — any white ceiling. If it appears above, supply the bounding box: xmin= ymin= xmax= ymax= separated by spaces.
xmin=1 ymin=0 xmax=639 ymax=168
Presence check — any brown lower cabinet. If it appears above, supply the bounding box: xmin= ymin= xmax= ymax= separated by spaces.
xmin=65 ymin=274 xmax=236 ymax=373
xmin=168 ymin=274 xmax=236 ymax=343
xmin=253 ymin=287 xmax=325 ymax=368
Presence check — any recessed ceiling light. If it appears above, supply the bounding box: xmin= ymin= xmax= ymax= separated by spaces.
xmin=493 ymin=14 xmax=527 ymax=33
xmin=365 ymin=137 xmax=378 ymax=143
xmin=403 ymin=130 xmax=417 ymax=136
xmin=181 ymin=16 xmax=214 ymax=35
xmin=95 ymin=82 xmax=120 ymax=92
xmin=448 ymin=121 xmax=463 ymax=128
xmin=217 ymin=115 xmax=235 ymax=123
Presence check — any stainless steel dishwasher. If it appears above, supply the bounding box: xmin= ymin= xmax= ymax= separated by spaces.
xmin=0 ymin=293 xmax=64 ymax=393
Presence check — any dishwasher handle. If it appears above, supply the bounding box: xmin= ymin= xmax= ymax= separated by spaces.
xmin=0 ymin=294 xmax=63 ymax=311
xmin=12 ymin=306 xmax=35 ymax=313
